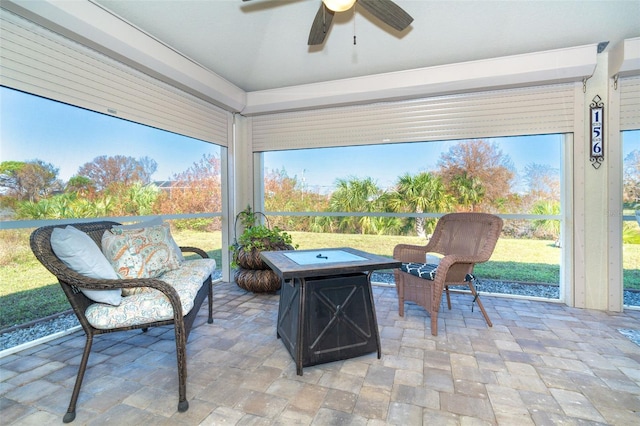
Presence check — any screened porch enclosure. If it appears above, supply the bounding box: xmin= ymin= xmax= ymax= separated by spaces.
xmin=1 ymin=4 xmax=639 ymax=331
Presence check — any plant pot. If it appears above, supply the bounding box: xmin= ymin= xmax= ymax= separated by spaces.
xmin=235 ymin=246 xmax=268 ymax=269
xmin=235 ymin=242 xmax=293 ymax=270
xmin=235 ymin=268 xmax=282 ymax=293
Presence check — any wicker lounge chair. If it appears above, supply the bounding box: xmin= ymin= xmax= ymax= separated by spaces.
xmin=393 ymin=212 xmax=503 ymax=336
xmin=30 ymin=221 xmax=214 ymax=423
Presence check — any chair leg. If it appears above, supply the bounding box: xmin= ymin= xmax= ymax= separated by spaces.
xmin=445 ymin=285 xmax=452 ymax=310
xmin=63 ymin=334 xmax=93 ymax=423
xmin=430 ymin=314 xmax=438 ymax=336
xmin=207 ymin=277 xmax=214 ymax=324
xmin=174 ymin=320 xmax=189 ymax=413
xmin=468 ymin=280 xmax=492 ymax=327
xmin=396 ymin=280 xmax=405 ymax=317
xmin=430 ymin=281 xmax=445 ymax=336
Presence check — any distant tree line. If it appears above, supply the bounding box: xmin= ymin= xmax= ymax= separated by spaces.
xmin=266 ymin=140 xmax=563 ymax=240
xmin=0 ymin=153 xmax=222 ymax=231
xmin=3 ymin=139 xmax=638 ymax=241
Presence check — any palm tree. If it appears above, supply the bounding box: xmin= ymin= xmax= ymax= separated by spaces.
xmin=450 ymin=172 xmax=485 ymax=211
xmin=388 ymin=172 xmax=454 ymax=238
xmin=329 ymin=177 xmax=382 ymax=234
xmin=531 ymin=200 xmax=561 ymax=242
xmin=121 ymin=182 xmax=160 ymax=215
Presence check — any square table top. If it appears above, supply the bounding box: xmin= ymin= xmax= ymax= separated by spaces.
xmin=260 ymin=247 xmax=401 ymax=279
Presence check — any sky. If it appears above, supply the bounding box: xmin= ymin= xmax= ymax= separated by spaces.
xmin=0 ymin=87 xmax=218 ymax=182
xmin=1 ymin=86 xmax=639 ymax=193
xmin=264 ymin=135 xmax=565 ymax=193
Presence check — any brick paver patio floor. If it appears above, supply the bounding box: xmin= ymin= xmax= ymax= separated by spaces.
xmin=2 ymin=281 xmax=639 ymax=425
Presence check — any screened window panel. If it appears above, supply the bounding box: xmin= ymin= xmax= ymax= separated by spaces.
xmin=251 ymin=84 xmax=577 ymax=152
xmin=0 ymin=8 xmax=229 ymax=146
xmin=620 ymin=76 xmax=640 ymax=131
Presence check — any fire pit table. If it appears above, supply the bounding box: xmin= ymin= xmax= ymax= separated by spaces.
xmin=260 ymin=247 xmax=400 ymax=375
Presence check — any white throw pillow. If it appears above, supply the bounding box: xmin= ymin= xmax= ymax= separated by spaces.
xmin=50 ymin=226 xmax=122 ymax=306
xmin=426 ymin=253 xmax=443 ymax=266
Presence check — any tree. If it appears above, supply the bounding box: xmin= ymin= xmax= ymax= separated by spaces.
xmin=531 ymin=200 xmax=561 ymax=242
xmin=15 ymin=191 xmax=125 ymax=220
xmin=265 ymin=168 xmax=301 ymax=213
xmin=76 ymin=155 xmax=157 ymax=191
xmin=449 ymin=172 xmax=485 ymax=212
xmin=154 ymin=154 xmax=222 ymax=231
xmin=0 ymin=159 xmax=62 ymax=202
xmin=387 ymin=172 xmax=453 ymax=237
xmin=66 ymin=175 xmax=96 ymax=198
xmin=437 ymin=140 xmax=515 ymax=210
xmin=329 ymin=177 xmax=383 ymax=234
xmin=523 ymin=163 xmax=560 ymax=202
xmin=120 ymin=182 xmax=159 ymax=215
xmin=623 ymin=149 xmax=640 ymax=206
xmin=264 ymin=168 xmax=329 ymax=231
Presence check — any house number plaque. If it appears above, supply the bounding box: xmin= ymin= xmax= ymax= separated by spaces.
xmin=590 ymin=95 xmax=604 ymax=169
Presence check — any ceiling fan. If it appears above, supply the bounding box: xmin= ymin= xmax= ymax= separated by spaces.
xmin=243 ymin=0 xmax=414 ymax=46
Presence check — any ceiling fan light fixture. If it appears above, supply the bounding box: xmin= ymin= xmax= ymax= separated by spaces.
xmin=322 ymin=0 xmax=356 ymax=12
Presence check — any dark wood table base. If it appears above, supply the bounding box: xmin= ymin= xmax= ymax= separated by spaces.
xmin=277 ymin=272 xmax=380 ymax=375
xmin=261 ymin=248 xmax=400 ymax=376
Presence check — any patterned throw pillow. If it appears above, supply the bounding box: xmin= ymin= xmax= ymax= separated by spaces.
xmin=101 ymin=222 xmax=183 ymax=285
xmin=112 ymin=217 xmax=184 ymax=262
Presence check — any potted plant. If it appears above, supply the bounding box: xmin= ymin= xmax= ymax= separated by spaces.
xmin=231 ymin=206 xmax=296 ymax=292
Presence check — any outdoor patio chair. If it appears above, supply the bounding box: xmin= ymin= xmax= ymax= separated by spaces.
xmin=393 ymin=212 xmax=503 ymax=336
xmin=30 ymin=221 xmax=215 ymax=423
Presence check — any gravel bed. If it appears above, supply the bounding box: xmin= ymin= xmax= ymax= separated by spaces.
xmin=371 ymin=273 xmax=640 ymax=306
xmin=371 ymin=273 xmax=563 ymax=297
xmin=0 ymin=314 xmax=80 ymax=352
xmin=2 ymin=271 xmax=639 ymax=352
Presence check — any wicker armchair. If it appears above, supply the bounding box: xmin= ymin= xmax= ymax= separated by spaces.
xmin=30 ymin=221 xmax=214 ymax=423
xmin=393 ymin=213 xmax=503 ymax=336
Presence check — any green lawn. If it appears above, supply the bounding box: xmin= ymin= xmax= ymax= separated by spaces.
xmin=1 ymin=229 xmax=638 ymax=329
xmin=290 ymin=231 xmax=564 ymax=281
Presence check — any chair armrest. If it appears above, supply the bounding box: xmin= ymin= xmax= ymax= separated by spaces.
xmin=56 ymin=268 xmax=179 ymax=295
xmin=119 ymin=278 xmax=184 ymax=319
xmin=393 ymin=243 xmax=431 ymax=263
xmin=180 ymin=246 xmax=209 ymax=259
xmin=433 ymin=254 xmax=484 ymax=284
xmin=436 ymin=254 xmax=472 ymax=270
xmin=61 ymin=272 xmax=183 ymax=316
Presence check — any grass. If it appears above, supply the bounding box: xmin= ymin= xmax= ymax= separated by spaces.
xmin=1 ymin=229 xmax=638 ymax=329
xmin=0 ymin=229 xmax=223 ymax=329
xmin=291 ymin=231 xmax=563 ymax=282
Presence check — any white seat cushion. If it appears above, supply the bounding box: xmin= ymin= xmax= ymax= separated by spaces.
xmin=85 ymin=258 xmax=216 ymax=329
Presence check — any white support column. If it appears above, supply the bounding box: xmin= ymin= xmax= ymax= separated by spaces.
xmin=219 ymin=111 xmax=237 ymax=282
xmin=573 ymin=83 xmax=587 ymax=308
xmin=607 ymin=75 xmax=624 ymax=312
xmin=562 ymin=133 xmax=575 ymax=307
xmin=233 ymin=115 xmax=254 ymax=217
xmin=253 ymin=153 xmax=265 ymax=214
xmin=580 ymin=53 xmax=612 ymax=310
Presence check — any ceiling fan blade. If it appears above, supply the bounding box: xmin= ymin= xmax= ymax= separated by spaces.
xmin=308 ymin=4 xmax=335 ymax=45
xmin=357 ymin=0 xmax=413 ymax=31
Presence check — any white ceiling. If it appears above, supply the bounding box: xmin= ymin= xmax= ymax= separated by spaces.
xmin=91 ymin=0 xmax=640 ymax=93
